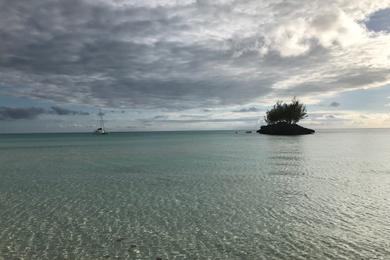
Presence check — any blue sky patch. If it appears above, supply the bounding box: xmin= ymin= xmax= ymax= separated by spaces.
xmin=365 ymin=8 xmax=390 ymax=33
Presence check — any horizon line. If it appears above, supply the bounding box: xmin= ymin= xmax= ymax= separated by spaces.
xmin=1 ymin=127 xmax=390 ymax=135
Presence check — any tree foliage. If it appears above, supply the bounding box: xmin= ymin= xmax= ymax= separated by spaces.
xmin=264 ymin=98 xmax=307 ymax=125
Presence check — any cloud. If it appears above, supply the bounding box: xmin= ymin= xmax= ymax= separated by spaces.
xmin=153 ymin=115 xmax=167 ymax=120
xmin=50 ymin=106 xmax=89 ymax=115
xmin=330 ymin=102 xmax=340 ymax=107
xmin=145 ymin=116 xmax=259 ymax=124
xmin=0 ymin=0 xmax=389 ymax=114
xmin=0 ymin=107 xmax=45 ymax=120
xmin=233 ymin=106 xmax=261 ymax=112
xmin=306 ymin=110 xmax=390 ymax=128
xmin=265 ymin=8 xmax=367 ymax=57
xmin=0 ymin=106 xmax=89 ymax=120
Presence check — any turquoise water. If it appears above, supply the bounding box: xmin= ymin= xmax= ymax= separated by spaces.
xmin=0 ymin=130 xmax=390 ymax=259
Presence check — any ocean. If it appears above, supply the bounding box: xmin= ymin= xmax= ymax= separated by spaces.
xmin=0 ymin=129 xmax=389 ymax=259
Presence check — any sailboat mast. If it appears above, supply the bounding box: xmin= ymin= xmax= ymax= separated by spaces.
xmin=99 ymin=109 xmax=105 ymax=130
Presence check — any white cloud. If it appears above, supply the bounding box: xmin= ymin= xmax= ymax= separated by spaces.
xmin=266 ymin=8 xmax=368 ymax=57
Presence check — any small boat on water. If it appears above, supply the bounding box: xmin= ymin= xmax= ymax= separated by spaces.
xmin=94 ymin=109 xmax=108 ymax=135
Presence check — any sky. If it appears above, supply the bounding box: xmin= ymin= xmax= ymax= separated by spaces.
xmin=0 ymin=0 xmax=390 ymax=133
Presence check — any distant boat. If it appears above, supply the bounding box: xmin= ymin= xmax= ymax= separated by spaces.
xmin=94 ymin=109 xmax=108 ymax=135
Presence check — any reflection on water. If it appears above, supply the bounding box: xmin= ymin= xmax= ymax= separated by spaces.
xmin=0 ymin=130 xmax=390 ymax=259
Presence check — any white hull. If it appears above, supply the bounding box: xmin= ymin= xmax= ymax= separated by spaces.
xmin=94 ymin=128 xmax=107 ymax=135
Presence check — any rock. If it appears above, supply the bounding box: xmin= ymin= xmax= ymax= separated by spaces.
xmin=257 ymin=122 xmax=315 ymax=135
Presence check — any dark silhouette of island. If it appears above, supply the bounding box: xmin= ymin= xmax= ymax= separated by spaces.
xmin=257 ymin=98 xmax=315 ymax=135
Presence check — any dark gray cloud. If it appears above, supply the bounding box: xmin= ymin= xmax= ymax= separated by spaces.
xmin=330 ymin=102 xmax=340 ymax=107
xmin=0 ymin=106 xmax=89 ymax=120
xmin=50 ymin=106 xmax=89 ymax=115
xmin=0 ymin=107 xmax=45 ymax=120
xmin=153 ymin=115 xmax=167 ymax=120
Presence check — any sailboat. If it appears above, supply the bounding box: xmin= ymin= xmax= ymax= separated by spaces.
xmin=94 ymin=109 xmax=108 ymax=135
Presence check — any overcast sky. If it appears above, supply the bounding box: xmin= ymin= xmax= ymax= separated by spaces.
xmin=1 ymin=0 xmax=390 ymax=132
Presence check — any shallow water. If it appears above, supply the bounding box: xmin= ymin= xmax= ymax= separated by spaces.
xmin=0 ymin=129 xmax=390 ymax=259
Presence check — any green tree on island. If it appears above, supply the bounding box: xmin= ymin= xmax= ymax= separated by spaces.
xmin=264 ymin=98 xmax=307 ymax=125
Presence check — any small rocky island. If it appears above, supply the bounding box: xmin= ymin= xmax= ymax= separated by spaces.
xmin=257 ymin=98 xmax=315 ymax=135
